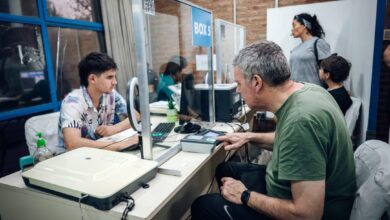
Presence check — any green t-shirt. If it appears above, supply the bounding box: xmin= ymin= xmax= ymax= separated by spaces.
xmin=266 ymin=83 xmax=356 ymax=220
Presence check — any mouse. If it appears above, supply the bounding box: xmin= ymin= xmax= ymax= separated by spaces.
xmin=174 ymin=122 xmax=201 ymax=134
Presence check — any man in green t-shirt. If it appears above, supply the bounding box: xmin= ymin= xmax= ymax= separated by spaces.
xmin=191 ymin=41 xmax=356 ymax=220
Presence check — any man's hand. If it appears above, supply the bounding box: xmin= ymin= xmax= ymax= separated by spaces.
xmin=95 ymin=125 xmax=117 ymax=137
xmin=106 ymin=134 xmax=139 ymax=151
xmin=220 ymin=177 xmax=247 ymax=204
xmin=217 ymin=132 xmax=249 ymax=150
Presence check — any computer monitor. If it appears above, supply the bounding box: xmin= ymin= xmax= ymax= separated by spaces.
xmin=174 ymin=74 xmax=201 ymax=133
xmin=179 ymin=74 xmax=193 ymax=124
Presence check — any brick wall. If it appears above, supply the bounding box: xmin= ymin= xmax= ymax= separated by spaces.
xmin=190 ymin=0 xmax=332 ymax=43
xmin=150 ymin=0 xmax=334 ymax=82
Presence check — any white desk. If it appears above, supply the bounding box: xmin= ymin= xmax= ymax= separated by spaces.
xmin=0 ymin=116 xmax=243 ymax=220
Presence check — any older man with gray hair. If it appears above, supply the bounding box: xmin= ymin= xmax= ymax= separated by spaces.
xmin=191 ymin=40 xmax=356 ymax=220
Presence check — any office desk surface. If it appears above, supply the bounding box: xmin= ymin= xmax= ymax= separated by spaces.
xmin=0 ymin=118 xmax=242 ymax=220
xmin=0 ymin=150 xmax=224 ymax=220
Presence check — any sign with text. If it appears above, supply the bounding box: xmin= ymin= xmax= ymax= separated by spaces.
xmin=144 ymin=0 xmax=155 ymax=15
xmin=192 ymin=7 xmax=212 ymax=47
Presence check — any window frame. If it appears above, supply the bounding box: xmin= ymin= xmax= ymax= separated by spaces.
xmin=0 ymin=0 xmax=104 ymax=121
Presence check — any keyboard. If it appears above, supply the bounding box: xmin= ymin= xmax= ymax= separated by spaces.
xmin=151 ymin=122 xmax=175 ymax=142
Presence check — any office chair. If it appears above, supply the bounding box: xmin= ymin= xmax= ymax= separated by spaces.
xmin=350 ymin=140 xmax=390 ymax=220
xmin=24 ymin=112 xmax=64 ymax=156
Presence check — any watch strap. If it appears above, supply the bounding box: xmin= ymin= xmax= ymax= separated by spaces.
xmin=241 ymin=190 xmax=251 ymax=206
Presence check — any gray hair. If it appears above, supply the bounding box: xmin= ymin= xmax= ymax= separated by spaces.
xmin=233 ymin=40 xmax=290 ymax=86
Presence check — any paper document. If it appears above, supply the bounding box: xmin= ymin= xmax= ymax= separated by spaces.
xmin=150 ymin=100 xmax=181 ymax=114
xmin=150 ymin=101 xmax=169 ymax=108
xmin=98 ymin=128 xmax=137 ymax=142
xmin=168 ymin=84 xmax=181 ymax=95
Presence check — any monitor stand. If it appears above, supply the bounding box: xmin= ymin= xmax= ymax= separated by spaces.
xmin=174 ymin=122 xmax=201 ymax=134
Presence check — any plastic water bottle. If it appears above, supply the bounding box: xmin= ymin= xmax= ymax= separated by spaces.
xmin=166 ymin=100 xmax=177 ymax=122
xmin=32 ymin=132 xmax=53 ymax=164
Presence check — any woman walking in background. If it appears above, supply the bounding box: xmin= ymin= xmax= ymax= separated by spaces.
xmin=290 ymin=13 xmax=331 ymax=86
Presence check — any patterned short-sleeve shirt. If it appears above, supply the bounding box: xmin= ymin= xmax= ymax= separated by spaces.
xmin=58 ymin=86 xmax=127 ymax=149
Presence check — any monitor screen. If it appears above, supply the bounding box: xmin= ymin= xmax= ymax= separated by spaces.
xmin=20 ymin=70 xmax=44 ymax=92
xmin=178 ymin=74 xmax=202 ymax=125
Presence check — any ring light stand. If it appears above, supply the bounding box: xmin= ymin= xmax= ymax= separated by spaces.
xmin=127 ymin=77 xmax=144 ymax=158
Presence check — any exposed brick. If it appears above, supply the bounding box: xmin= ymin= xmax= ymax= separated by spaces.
xmin=150 ymin=0 xmax=348 ymax=88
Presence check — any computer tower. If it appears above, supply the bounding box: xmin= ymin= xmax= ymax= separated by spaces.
xmin=195 ymin=84 xmax=241 ymax=122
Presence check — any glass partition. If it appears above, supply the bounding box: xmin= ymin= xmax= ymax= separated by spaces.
xmin=215 ymin=19 xmax=246 ymax=84
xmin=132 ymin=0 xmax=214 ymax=160
xmin=147 ymin=0 xmax=213 ymax=123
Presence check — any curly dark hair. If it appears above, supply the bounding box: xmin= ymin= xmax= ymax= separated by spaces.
xmin=294 ymin=13 xmax=325 ymax=38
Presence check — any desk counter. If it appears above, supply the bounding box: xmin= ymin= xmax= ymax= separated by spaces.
xmin=0 ymin=120 xmax=241 ymax=220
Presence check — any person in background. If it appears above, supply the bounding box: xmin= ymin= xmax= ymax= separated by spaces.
xmin=58 ymin=52 xmax=138 ymax=151
xmin=290 ymin=13 xmax=331 ymax=86
xmin=319 ymin=54 xmax=352 ymax=115
xmin=191 ymin=40 xmax=356 ymax=220
xmin=157 ymin=55 xmax=188 ymax=101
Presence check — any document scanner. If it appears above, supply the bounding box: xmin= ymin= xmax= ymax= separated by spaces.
xmin=22 ymin=147 xmax=158 ymax=210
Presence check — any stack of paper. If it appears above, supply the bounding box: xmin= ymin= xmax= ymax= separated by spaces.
xmin=98 ymin=128 xmax=137 ymax=142
xmin=150 ymin=101 xmax=169 ymax=114
xmin=149 ymin=101 xmax=179 ymax=114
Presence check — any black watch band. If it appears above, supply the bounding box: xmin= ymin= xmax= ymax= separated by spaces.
xmin=241 ymin=190 xmax=251 ymax=206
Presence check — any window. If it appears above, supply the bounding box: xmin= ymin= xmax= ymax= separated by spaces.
xmin=0 ymin=0 xmax=105 ymax=120
xmin=46 ymin=0 xmax=101 ymax=22
xmin=0 ymin=22 xmax=48 ymax=112
xmin=0 ymin=0 xmax=38 ymax=17
xmin=48 ymin=27 xmax=105 ymax=99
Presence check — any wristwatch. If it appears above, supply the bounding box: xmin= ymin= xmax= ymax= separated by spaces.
xmin=241 ymin=190 xmax=251 ymax=206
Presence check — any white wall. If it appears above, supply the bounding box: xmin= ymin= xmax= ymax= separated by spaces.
xmin=267 ymin=0 xmax=377 ymax=142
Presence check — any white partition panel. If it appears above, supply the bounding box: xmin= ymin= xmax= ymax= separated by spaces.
xmin=267 ymin=0 xmax=377 ymax=142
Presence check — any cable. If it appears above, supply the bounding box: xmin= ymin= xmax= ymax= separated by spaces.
xmin=245 ymin=144 xmax=250 ymax=163
xmin=78 ymin=194 xmax=89 ymax=220
xmin=120 ymin=193 xmax=135 ymax=220
xmin=205 ymin=150 xmax=232 ymax=194
xmin=241 ymin=99 xmax=247 ymax=124
xmin=231 ymin=122 xmax=245 ymax=132
xmin=223 ymin=122 xmax=235 ymax=133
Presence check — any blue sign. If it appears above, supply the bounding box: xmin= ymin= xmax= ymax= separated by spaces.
xmin=192 ymin=7 xmax=212 ymax=47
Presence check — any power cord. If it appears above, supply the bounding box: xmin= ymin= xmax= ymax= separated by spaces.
xmin=245 ymin=144 xmax=250 ymax=163
xmin=206 ymin=150 xmax=232 ymax=194
xmin=223 ymin=121 xmax=250 ymax=162
xmin=241 ymin=99 xmax=247 ymax=124
xmin=120 ymin=192 xmax=135 ymax=220
xmin=230 ymin=122 xmax=245 ymax=132
xmin=78 ymin=194 xmax=89 ymax=220
xmin=223 ymin=122 xmax=235 ymax=133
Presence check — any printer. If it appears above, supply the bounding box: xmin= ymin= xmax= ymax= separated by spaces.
xmin=194 ymin=83 xmax=241 ymax=122
xmin=22 ymin=147 xmax=158 ymax=210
